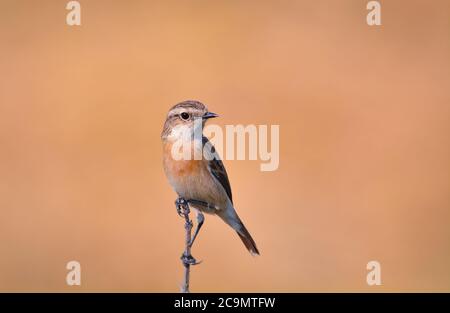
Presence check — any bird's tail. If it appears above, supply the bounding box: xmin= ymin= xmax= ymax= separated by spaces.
xmin=236 ymin=223 xmax=260 ymax=256
xmin=218 ymin=207 xmax=260 ymax=256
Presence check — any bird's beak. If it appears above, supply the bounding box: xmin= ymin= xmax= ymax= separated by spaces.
xmin=203 ymin=112 xmax=219 ymax=119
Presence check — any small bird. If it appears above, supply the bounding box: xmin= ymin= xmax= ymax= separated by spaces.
xmin=161 ymin=100 xmax=259 ymax=256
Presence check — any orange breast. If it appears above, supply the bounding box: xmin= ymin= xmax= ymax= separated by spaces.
xmin=162 ymin=140 xmax=229 ymax=210
xmin=162 ymin=141 xmax=201 ymax=176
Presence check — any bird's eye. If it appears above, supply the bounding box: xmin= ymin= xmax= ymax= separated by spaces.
xmin=180 ymin=112 xmax=190 ymax=120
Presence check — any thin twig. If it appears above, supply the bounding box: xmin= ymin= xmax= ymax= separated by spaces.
xmin=177 ymin=198 xmax=193 ymax=293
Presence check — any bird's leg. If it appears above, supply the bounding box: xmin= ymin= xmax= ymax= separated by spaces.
xmin=188 ymin=211 xmax=204 ymax=248
xmin=185 ymin=199 xmax=213 ymax=248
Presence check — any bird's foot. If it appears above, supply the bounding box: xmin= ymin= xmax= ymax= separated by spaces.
xmin=175 ymin=198 xmax=189 ymax=217
xmin=180 ymin=253 xmax=202 ymax=266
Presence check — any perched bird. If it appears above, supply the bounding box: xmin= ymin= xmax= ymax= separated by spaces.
xmin=161 ymin=100 xmax=259 ymax=256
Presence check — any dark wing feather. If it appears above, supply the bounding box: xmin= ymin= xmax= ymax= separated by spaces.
xmin=202 ymin=136 xmax=233 ymax=204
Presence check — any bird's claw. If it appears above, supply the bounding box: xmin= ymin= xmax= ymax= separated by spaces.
xmin=175 ymin=198 xmax=189 ymax=217
xmin=180 ymin=253 xmax=202 ymax=266
xmin=175 ymin=198 xmax=187 ymax=206
xmin=176 ymin=206 xmax=183 ymax=217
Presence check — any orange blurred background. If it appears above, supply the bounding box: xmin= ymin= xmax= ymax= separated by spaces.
xmin=0 ymin=0 xmax=449 ymax=292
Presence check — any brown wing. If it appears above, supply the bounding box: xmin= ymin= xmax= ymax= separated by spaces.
xmin=203 ymin=136 xmax=233 ymax=204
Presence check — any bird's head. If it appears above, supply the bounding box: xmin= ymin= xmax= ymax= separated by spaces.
xmin=162 ymin=100 xmax=218 ymax=140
